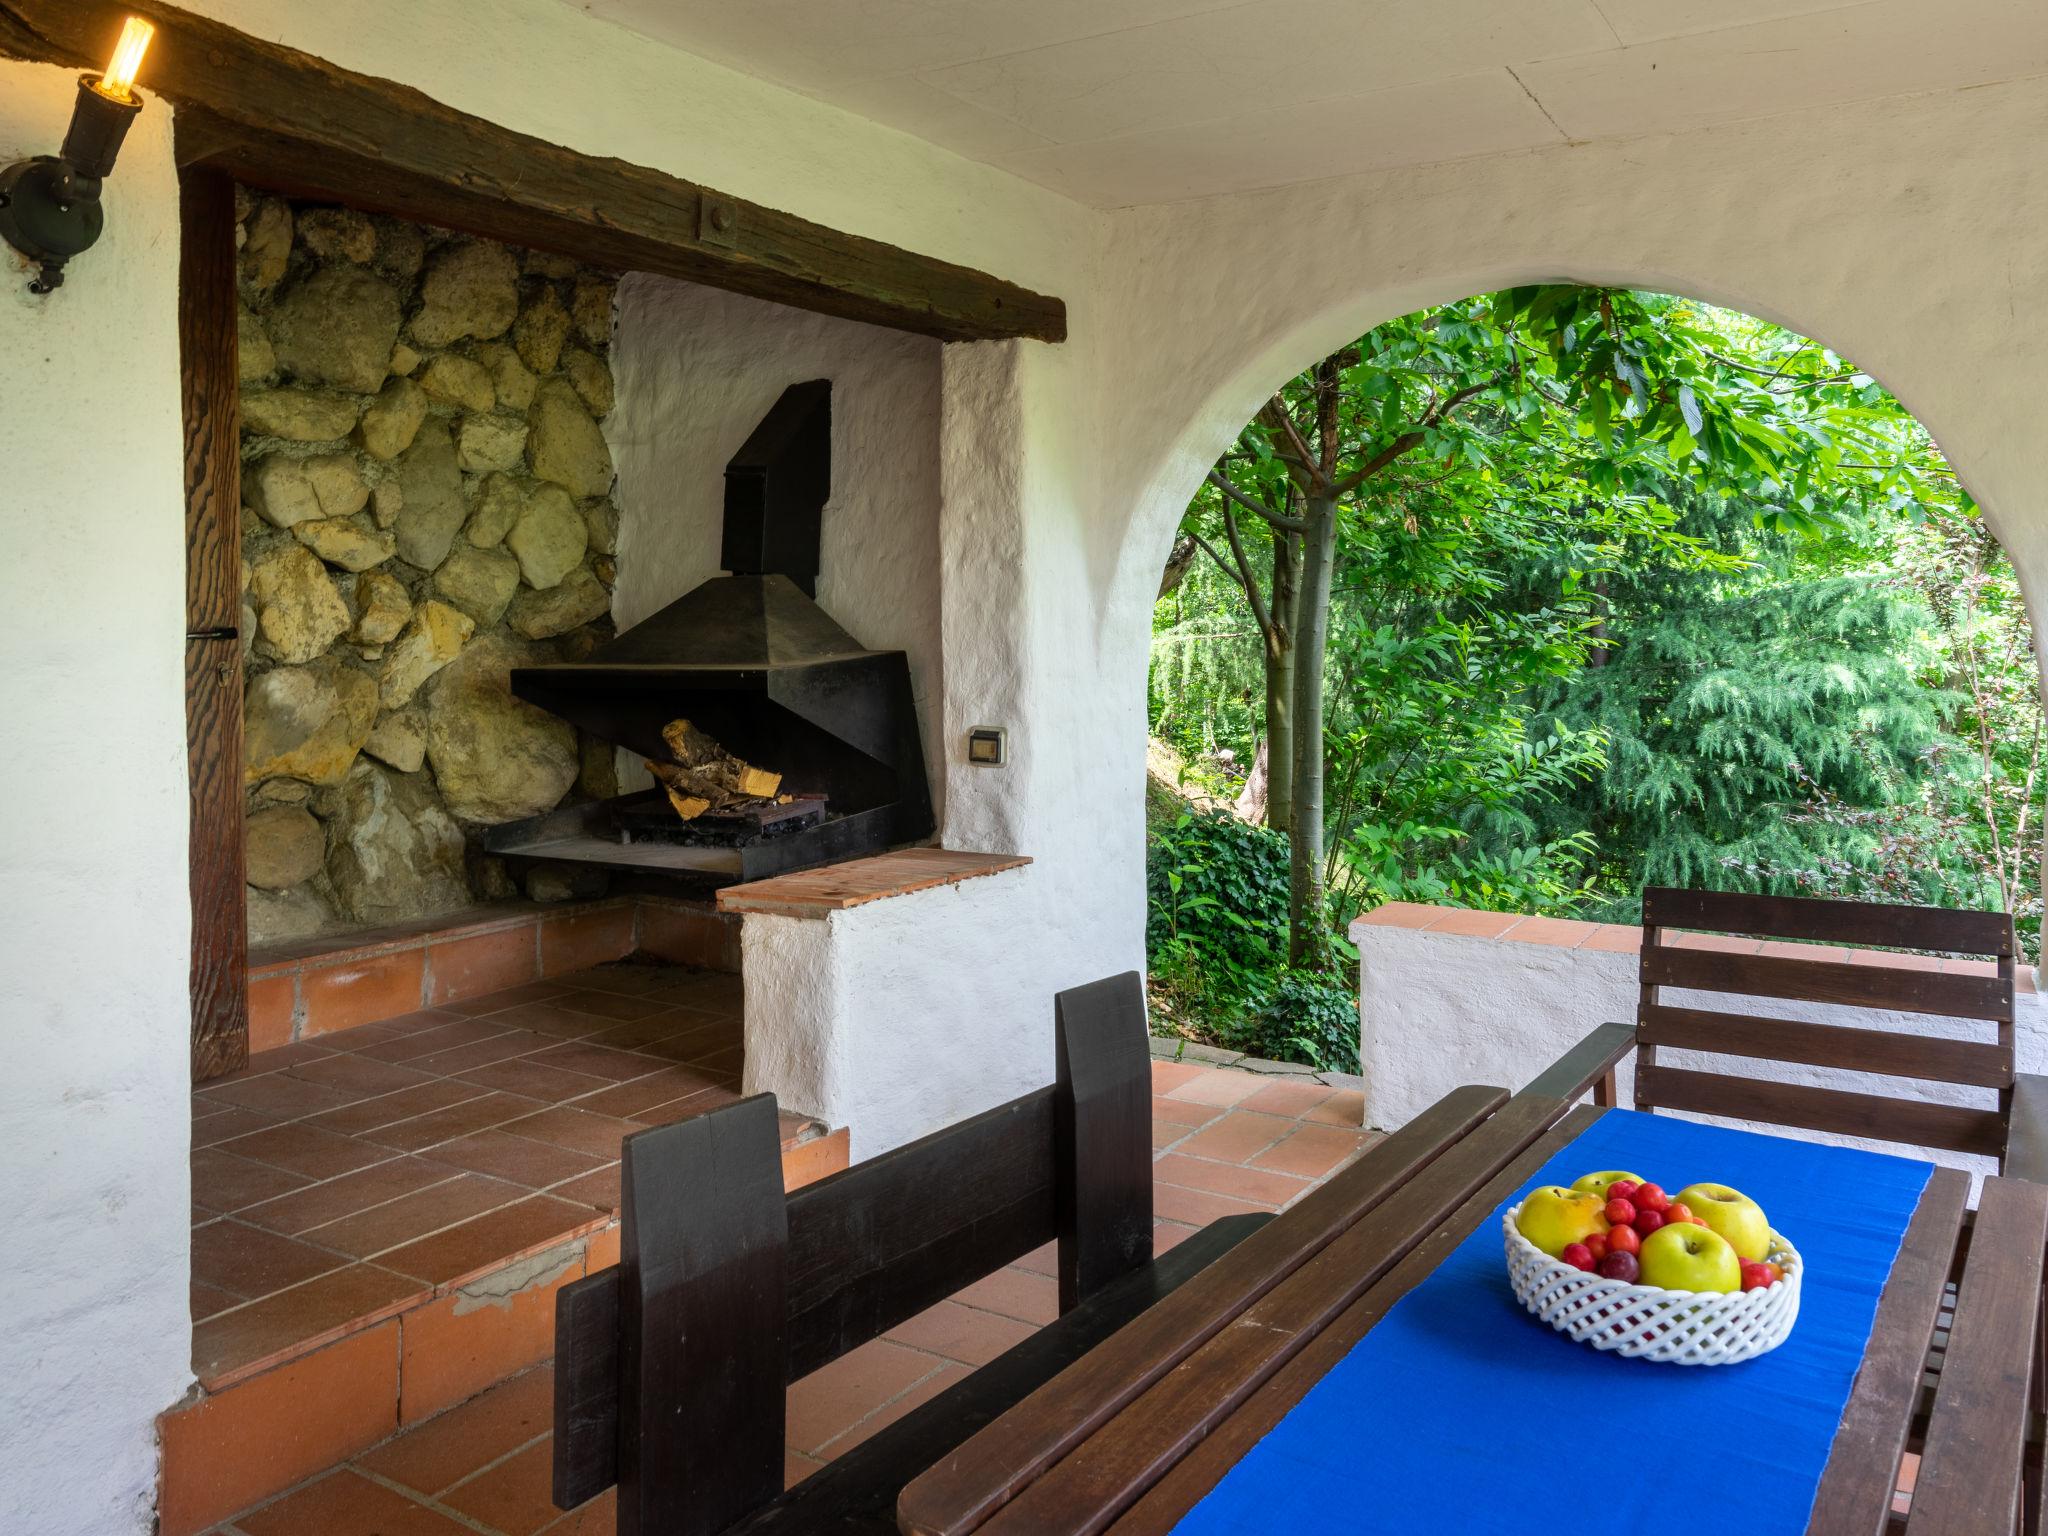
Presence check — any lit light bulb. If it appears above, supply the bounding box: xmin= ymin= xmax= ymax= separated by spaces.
xmin=93 ymin=16 xmax=154 ymax=104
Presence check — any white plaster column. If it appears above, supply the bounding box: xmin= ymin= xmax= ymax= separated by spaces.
xmin=0 ymin=62 xmax=195 ymax=1535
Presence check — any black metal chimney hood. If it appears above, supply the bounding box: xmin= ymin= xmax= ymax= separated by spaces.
xmin=487 ymin=380 xmax=935 ymax=887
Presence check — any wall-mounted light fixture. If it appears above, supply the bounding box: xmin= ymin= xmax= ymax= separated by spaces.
xmin=0 ymin=16 xmax=155 ymax=294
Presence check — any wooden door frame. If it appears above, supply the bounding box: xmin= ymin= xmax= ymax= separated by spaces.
xmin=180 ymin=166 xmax=246 ymax=1081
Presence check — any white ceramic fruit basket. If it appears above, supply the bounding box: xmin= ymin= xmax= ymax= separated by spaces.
xmin=1501 ymin=1202 xmax=1801 ymax=1365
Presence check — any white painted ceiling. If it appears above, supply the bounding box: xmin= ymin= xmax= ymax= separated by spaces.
xmin=564 ymin=0 xmax=2048 ymax=207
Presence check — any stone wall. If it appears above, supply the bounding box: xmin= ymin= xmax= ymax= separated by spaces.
xmin=236 ymin=193 xmax=624 ymax=944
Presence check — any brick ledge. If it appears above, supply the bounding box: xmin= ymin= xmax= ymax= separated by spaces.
xmin=1349 ymin=900 xmax=2037 ymax=992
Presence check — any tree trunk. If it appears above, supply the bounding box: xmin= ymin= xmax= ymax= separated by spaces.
xmin=1288 ymin=491 xmax=1338 ymax=966
xmin=1263 ymin=529 xmax=1300 ymax=834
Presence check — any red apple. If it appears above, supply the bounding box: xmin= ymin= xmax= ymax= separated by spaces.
xmin=1606 ymin=1180 xmax=1641 ymax=1203
xmin=1605 ymin=1197 xmax=1637 ymax=1227
xmin=1633 ymin=1182 xmax=1670 ymax=1214
xmin=1585 ymin=1233 xmax=1609 ymax=1262
xmin=1633 ymin=1209 xmax=1666 ymax=1237
xmin=1560 ymin=1242 xmax=1596 ymax=1272
xmin=1607 ymin=1224 xmax=1641 ymax=1257
xmin=1665 ymin=1202 xmax=1693 ymax=1225
xmin=1598 ymin=1251 xmax=1640 ymax=1283
xmin=1740 ymin=1261 xmax=1773 ymax=1292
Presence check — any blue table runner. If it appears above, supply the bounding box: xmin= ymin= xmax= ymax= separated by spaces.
xmin=1173 ymin=1109 xmax=1934 ymax=1535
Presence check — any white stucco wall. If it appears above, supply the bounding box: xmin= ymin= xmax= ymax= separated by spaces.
xmin=1355 ymin=922 xmax=2047 ymax=1181
xmin=608 ymin=277 xmax=945 ymax=803
xmin=0 ymin=61 xmax=195 ymax=1536
xmin=7 ymin=0 xmax=2048 ymax=1521
xmin=739 ymin=866 xmax=1048 ymax=1158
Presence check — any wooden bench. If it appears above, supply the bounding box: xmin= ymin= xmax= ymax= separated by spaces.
xmin=546 ymin=971 xmax=1271 ymax=1536
xmin=1529 ymin=886 xmax=2048 ymax=1175
xmin=1900 ymin=1174 xmax=2048 ymax=1535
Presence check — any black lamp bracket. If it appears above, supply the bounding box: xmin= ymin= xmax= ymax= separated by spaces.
xmin=0 ymin=75 xmax=140 ymax=295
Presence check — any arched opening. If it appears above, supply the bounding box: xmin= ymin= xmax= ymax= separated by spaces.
xmin=1139 ymin=285 xmax=2044 ymax=1074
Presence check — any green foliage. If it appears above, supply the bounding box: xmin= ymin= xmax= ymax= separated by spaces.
xmin=1145 ymin=811 xmax=1360 ymax=1073
xmin=1146 ymin=811 xmax=1289 ymax=971
xmin=1149 ymin=286 xmax=2045 ymax=1066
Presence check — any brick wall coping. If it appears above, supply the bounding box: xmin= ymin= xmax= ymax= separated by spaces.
xmin=717 ymin=848 xmax=1031 ymax=918
xmin=1348 ymin=899 xmax=2037 ymax=993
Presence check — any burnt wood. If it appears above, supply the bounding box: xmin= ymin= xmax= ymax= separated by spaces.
xmin=919 ymin=1091 xmax=1577 ymax=1536
xmin=891 ymin=1084 xmax=1508 ymax=1536
xmin=1642 ymin=886 xmax=2014 ymax=956
xmin=729 ymin=1215 xmax=1271 ymax=1536
xmin=179 ymin=164 xmax=246 ymax=1083
xmin=618 ymin=1096 xmax=791 ymax=1536
xmin=1054 ymin=973 xmax=1154 ymax=1311
xmin=1807 ymin=1167 xmax=1971 ymax=1536
xmin=1107 ymin=1107 xmax=1605 ymax=1536
xmin=1904 ymin=1176 xmax=2048 ymax=1535
xmin=1638 ymin=1003 xmax=2011 ymax=1088
xmin=0 ymin=3 xmax=1066 ymax=344
xmin=1640 ymin=945 xmax=2011 ymax=1022
xmin=1524 ymin=1021 xmax=1635 ymax=1103
xmin=1633 ymin=1064 xmax=2008 ymax=1159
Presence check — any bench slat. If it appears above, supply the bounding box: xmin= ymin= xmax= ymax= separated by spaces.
xmin=1905 ymin=1176 xmax=2048 ymax=1535
xmin=1807 ymin=1167 xmax=1971 ymax=1535
xmin=621 ymin=1094 xmax=789 ymax=1536
xmin=1641 ymin=945 xmax=2011 ymax=1023
xmin=1642 ymin=887 xmax=2013 ymax=957
xmin=1637 ymin=1003 xmax=2012 ymax=1088
xmin=786 ymin=1088 xmax=1058 ymax=1379
xmin=1634 ymin=1064 xmax=2007 ymax=1158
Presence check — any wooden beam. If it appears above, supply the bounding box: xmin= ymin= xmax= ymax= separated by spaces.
xmin=180 ymin=164 xmax=247 ymax=1084
xmin=0 ymin=1 xmax=1067 ymax=345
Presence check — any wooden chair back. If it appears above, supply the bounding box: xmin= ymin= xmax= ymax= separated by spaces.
xmin=550 ymin=971 xmax=1153 ymax=1536
xmin=1634 ymin=887 xmax=2018 ymax=1165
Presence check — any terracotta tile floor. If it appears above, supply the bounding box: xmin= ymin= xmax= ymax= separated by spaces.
xmin=189 ymin=961 xmax=824 ymax=1388
xmin=198 ymin=1059 xmax=1373 ymax=1534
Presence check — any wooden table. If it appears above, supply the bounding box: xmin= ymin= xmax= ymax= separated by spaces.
xmin=895 ymin=1082 xmax=2048 ymax=1536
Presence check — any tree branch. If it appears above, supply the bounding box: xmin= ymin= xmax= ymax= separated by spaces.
xmin=1257 ymin=397 xmax=1324 ymax=492
xmin=1219 ymin=501 xmax=1276 ymax=640
xmin=1331 ymin=375 xmax=1497 ymax=497
xmin=1206 ymin=469 xmax=1309 ymax=533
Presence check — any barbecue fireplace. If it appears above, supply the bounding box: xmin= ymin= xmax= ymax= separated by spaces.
xmin=489 ymin=379 xmax=934 ymax=886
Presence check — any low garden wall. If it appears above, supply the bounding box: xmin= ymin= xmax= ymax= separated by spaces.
xmin=1349 ymin=902 xmax=2046 ymax=1176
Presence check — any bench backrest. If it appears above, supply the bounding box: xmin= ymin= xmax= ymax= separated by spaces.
xmin=551 ymin=971 xmax=1154 ymax=1536
xmin=1634 ymin=887 xmax=2017 ymax=1163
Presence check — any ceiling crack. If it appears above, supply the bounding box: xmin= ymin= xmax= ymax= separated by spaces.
xmin=1505 ymin=64 xmax=1575 ymax=144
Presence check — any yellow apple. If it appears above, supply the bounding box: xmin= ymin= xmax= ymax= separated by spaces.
xmin=1570 ymin=1170 xmax=1646 ymax=1198
xmin=1639 ymin=1222 xmax=1742 ymax=1292
xmin=1516 ymin=1185 xmax=1610 ymax=1257
xmin=1674 ymin=1183 xmax=1772 ymax=1261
